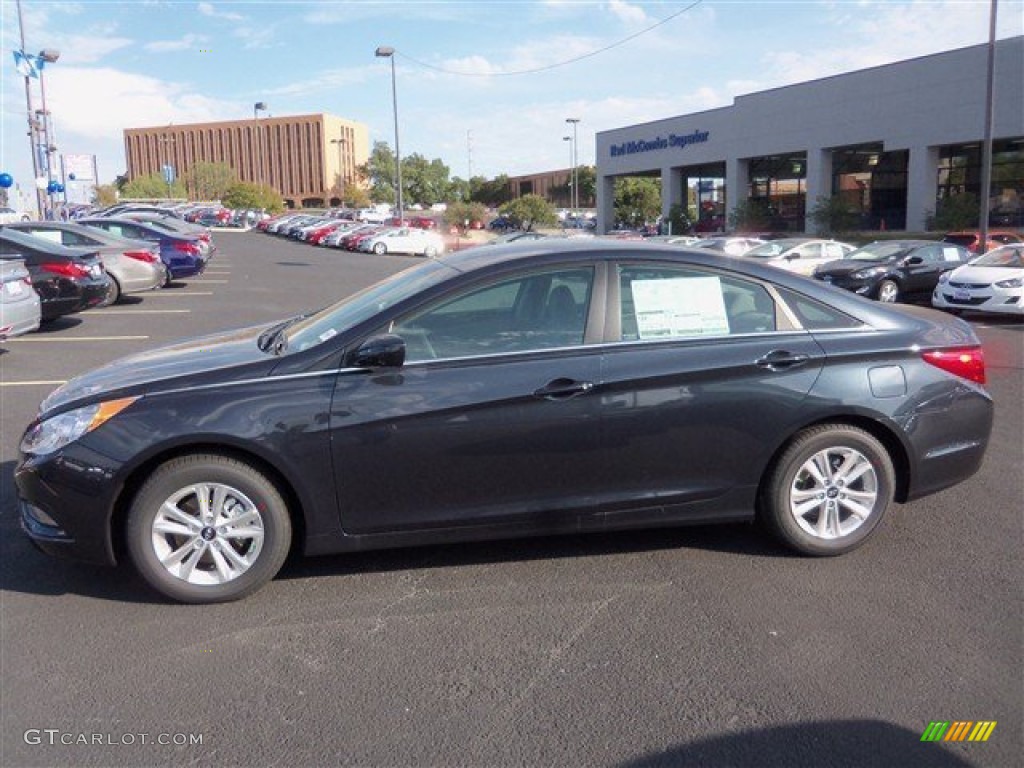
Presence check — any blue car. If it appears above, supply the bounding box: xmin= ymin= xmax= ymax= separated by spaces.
xmin=78 ymin=217 xmax=207 ymax=282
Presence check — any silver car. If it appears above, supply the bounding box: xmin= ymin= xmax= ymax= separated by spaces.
xmin=0 ymin=256 xmax=41 ymax=340
xmin=9 ymin=222 xmax=165 ymax=303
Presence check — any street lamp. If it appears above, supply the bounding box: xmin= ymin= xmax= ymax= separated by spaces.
xmin=331 ymin=136 xmax=347 ymax=207
xmin=375 ymin=45 xmax=403 ymax=225
xmin=38 ymin=48 xmax=60 ymax=218
xmin=253 ymin=102 xmax=267 ymax=188
xmin=565 ymin=118 xmax=580 ymax=212
xmin=159 ymin=136 xmax=175 ymax=200
xmin=563 ymin=136 xmax=573 ymax=210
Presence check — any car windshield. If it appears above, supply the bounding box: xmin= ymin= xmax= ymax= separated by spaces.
xmin=846 ymin=242 xmax=913 ymax=262
xmin=283 ymin=259 xmax=455 ymax=353
xmin=972 ymin=246 xmax=1024 ymax=268
xmin=744 ymin=239 xmax=804 ymax=258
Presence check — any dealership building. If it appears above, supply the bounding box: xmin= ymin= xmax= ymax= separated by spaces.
xmin=595 ymin=37 xmax=1024 ymax=234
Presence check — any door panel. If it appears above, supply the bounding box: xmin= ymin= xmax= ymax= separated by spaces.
xmin=330 ymin=353 xmax=602 ymax=533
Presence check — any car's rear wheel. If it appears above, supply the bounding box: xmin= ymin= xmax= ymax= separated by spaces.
xmin=125 ymin=454 xmax=292 ymax=603
xmin=424 ymin=244 xmax=438 ymax=257
xmin=877 ymin=279 xmax=899 ymax=303
xmin=760 ymin=425 xmax=894 ymax=556
xmin=106 ymin=276 xmax=122 ymax=305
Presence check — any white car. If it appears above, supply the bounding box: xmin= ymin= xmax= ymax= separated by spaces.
xmin=359 ymin=227 xmax=445 ymax=257
xmin=0 ymin=207 xmax=31 ymax=224
xmin=932 ymin=243 xmax=1024 ymax=316
xmin=743 ymin=238 xmax=856 ymax=276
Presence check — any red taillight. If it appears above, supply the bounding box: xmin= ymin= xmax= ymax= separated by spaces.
xmin=922 ymin=346 xmax=986 ymax=385
xmin=125 ymin=250 xmax=159 ymax=263
xmin=173 ymin=241 xmax=200 ymax=254
xmin=41 ymin=261 xmax=91 ymax=279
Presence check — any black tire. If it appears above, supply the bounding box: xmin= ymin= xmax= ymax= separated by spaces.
xmin=876 ymin=279 xmax=899 ymax=303
xmin=373 ymin=241 xmax=387 ymax=255
xmin=107 ymin=276 xmax=122 ymax=305
xmin=125 ymin=454 xmax=292 ymax=603
xmin=759 ymin=425 xmax=895 ymax=556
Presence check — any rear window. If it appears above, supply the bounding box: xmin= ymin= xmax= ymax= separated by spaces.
xmin=942 ymin=234 xmax=976 ymax=247
xmin=774 ymin=287 xmax=862 ymax=330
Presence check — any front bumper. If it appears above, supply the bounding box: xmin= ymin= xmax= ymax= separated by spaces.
xmin=15 ymin=447 xmax=123 ymax=566
xmin=932 ymin=286 xmax=1023 ymax=315
xmin=816 ymin=274 xmax=878 ymax=297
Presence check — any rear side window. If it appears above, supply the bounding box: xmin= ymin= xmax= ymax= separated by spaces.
xmin=774 ymin=286 xmax=861 ymax=330
xmin=618 ymin=264 xmax=778 ymax=340
xmin=942 ymin=234 xmax=975 ymax=247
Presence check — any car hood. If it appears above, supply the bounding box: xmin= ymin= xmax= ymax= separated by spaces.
xmin=816 ymin=259 xmax=895 ymax=276
xmin=949 ymin=264 xmax=1024 ymax=283
xmin=40 ymin=323 xmax=275 ymax=415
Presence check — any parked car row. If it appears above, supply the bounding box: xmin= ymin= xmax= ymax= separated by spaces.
xmin=260 ymin=211 xmax=447 ymax=257
xmin=0 ymin=216 xmax=216 ymax=340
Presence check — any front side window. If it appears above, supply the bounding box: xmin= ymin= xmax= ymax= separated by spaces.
xmin=618 ymin=265 xmax=778 ymax=340
xmin=392 ymin=267 xmax=594 ymax=362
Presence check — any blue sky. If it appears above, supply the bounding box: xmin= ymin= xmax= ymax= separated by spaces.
xmin=1 ymin=0 xmax=1022 ymax=203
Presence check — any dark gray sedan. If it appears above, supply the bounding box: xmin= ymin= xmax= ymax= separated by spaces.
xmin=16 ymin=240 xmax=992 ymax=603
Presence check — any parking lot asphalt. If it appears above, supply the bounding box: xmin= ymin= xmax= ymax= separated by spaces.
xmin=1 ymin=232 xmax=1020 ymax=768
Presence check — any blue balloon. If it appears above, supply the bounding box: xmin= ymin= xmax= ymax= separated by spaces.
xmin=0 ymin=172 xmax=12 ymax=189
xmin=56 ymin=183 xmax=65 ymax=193
xmin=68 ymin=173 xmax=76 ymax=181
xmin=47 ymin=180 xmax=59 ymax=193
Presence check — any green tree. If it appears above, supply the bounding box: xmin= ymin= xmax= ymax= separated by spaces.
xmin=359 ymin=141 xmax=397 ymax=204
xmin=728 ymin=198 xmax=773 ymax=232
xmin=499 ymin=194 xmax=558 ymax=231
xmin=808 ymin=195 xmax=861 ymax=235
xmin=121 ymin=172 xmax=186 ymax=199
xmin=613 ymin=177 xmax=661 ymax=228
xmin=402 ymin=153 xmax=452 ymax=206
xmin=185 ymin=162 xmax=238 ymax=201
xmin=342 ymin=185 xmax=371 ymax=209
xmin=93 ymin=184 xmax=118 ymax=207
xmin=472 ymin=174 xmax=512 ymax=207
xmin=666 ymin=203 xmax=692 ymax=235
xmin=926 ymin=193 xmax=979 ymax=231
xmin=447 ymin=176 xmax=470 ymax=202
xmin=222 ymin=182 xmax=285 ymax=213
xmin=444 ymin=201 xmax=487 ymax=229
xmin=575 ymin=165 xmax=596 ymax=207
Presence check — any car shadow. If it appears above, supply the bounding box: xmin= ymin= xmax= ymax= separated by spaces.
xmin=34 ymin=316 xmax=83 ymax=333
xmin=618 ymin=720 xmax=975 ymax=768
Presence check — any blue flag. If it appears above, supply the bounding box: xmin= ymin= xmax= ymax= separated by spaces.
xmin=13 ymin=50 xmax=43 ymax=78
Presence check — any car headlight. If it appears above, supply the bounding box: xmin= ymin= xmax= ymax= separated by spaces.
xmin=937 ymin=272 xmax=951 ymax=284
xmin=20 ymin=397 xmax=138 ymax=456
xmin=994 ymin=277 xmax=1023 ymax=289
xmin=851 ymin=267 xmax=885 ymax=280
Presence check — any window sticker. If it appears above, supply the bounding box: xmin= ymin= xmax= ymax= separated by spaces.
xmin=631 ymin=276 xmax=730 ymax=338
xmin=942 ymin=247 xmax=963 ymax=262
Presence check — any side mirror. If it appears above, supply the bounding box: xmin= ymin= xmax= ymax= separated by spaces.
xmin=785 ymin=253 xmax=799 ymax=261
xmin=905 ymin=256 xmax=924 ymax=265
xmin=354 ymin=334 xmax=406 ymax=368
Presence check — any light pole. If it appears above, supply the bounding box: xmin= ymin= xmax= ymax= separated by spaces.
xmin=253 ymin=102 xmax=267 ymax=188
xmin=15 ymin=0 xmax=43 ymax=218
xmin=331 ymin=136 xmax=347 ymax=207
xmin=563 ymin=136 xmax=573 ymax=210
xmin=38 ymin=48 xmax=60 ymax=218
xmin=566 ymin=117 xmax=580 ymax=212
xmin=375 ymin=46 xmax=403 ymax=225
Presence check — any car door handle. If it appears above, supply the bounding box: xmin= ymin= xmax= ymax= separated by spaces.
xmin=533 ymin=378 xmax=594 ymax=400
xmin=756 ymin=350 xmax=811 ymax=371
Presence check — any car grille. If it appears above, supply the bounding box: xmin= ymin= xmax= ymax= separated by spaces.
xmin=949 ymin=280 xmax=990 ymax=289
xmin=941 ymin=293 xmax=989 ymax=306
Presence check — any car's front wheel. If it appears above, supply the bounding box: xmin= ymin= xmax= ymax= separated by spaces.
xmin=760 ymin=425 xmax=895 ymax=556
xmin=877 ymin=279 xmax=900 ymax=303
xmin=125 ymin=454 xmax=292 ymax=603
xmin=373 ymin=242 xmax=387 ymax=255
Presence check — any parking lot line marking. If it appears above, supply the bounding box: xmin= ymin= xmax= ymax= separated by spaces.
xmin=0 ymin=380 xmax=67 ymax=387
xmin=144 ymin=291 xmax=214 ymax=296
xmin=5 ymin=335 xmax=150 ymax=342
xmin=190 ymin=279 xmax=228 ymax=283
xmin=203 ymin=270 xmax=231 ymax=275
xmin=93 ymin=309 xmax=192 ymax=315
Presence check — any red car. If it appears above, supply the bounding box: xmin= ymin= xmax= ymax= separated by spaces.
xmin=943 ymin=230 xmax=1022 ymax=254
xmin=408 ymin=216 xmax=437 ymax=230
xmin=306 ymin=221 xmax=346 ymax=246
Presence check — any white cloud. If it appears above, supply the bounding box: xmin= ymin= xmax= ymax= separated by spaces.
xmin=263 ymin=66 xmax=373 ymax=97
xmin=233 ymin=26 xmax=276 ymax=49
xmin=197 ymin=2 xmax=244 ymax=22
xmin=144 ymin=33 xmax=207 ymax=53
xmin=607 ymin=0 xmax=648 ymax=25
